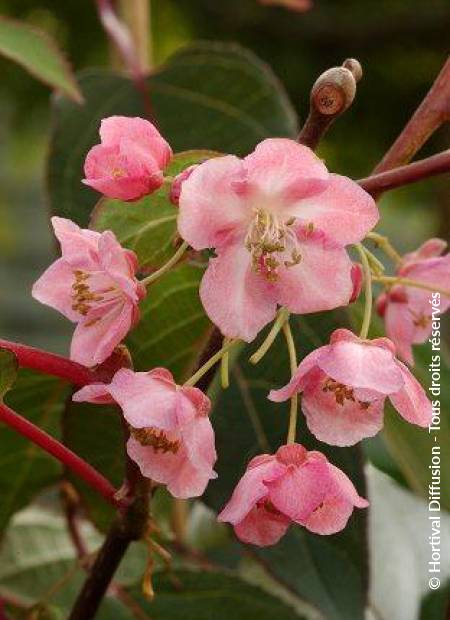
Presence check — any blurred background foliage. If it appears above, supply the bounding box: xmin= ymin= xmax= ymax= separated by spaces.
xmin=0 ymin=0 xmax=449 ymax=353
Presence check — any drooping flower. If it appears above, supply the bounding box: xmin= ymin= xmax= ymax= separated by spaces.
xmin=178 ymin=138 xmax=378 ymax=341
xmin=73 ymin=368 xmax=217 ymax=499
xmin=32 ymin=217 xmax=145 ymax=367
xmin=269 ymin=329 xmax=432 ymax=446
xmin=218 ymin=443 xmax=368 ymax=546
xmin=83 ymin=116 xmax=172 ymax=201
xmin=376 ymin=238 xmax=450 ymax=365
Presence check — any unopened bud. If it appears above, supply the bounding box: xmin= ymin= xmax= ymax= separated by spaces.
xmin=169 ymin=165 xmax=198 ymax=206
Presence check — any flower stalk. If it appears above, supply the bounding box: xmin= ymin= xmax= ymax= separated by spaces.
xmin=184 ymin=339 xmax=237 ymax=387
xmin=356 ymin=244 xmax=373 ymax=339
xmin=282 ymin=320 xmax=299 ymax=444
xmin=373 ymin=275 xmax=450 ymax=298
xmin=366 ymin=232 xmax=403 ymax=264
xmin=250 ymin=308 xmax=290 ymax=365
xmin=141 ymin=241 xmax=189 ymax=287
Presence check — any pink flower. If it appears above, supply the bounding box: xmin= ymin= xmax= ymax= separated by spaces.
xmin=83 ymin=116 xmax=172 ymax=201
xmin=73 ymin=368 xmax=217 ymax=499
xmin=376 ymin=238 xmax=450 ymax=365
xmin=178 ymin=139 xmax=378 ymax=341
xmin=270 ymin=329 xmax=432 ymax=446
xmin=218 ymin=443 xmax=368 ymax=546
xmin=32 ymin=217 xmax=145 ymax=367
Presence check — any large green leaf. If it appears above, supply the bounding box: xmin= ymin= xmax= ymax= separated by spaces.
xmin=129 ymin=570 xmax=303 ymax=620
xmin=204 ymin=312 xmax=368 ymax=620
xmin=48 ymin=42 xmax=298 ymax=226
xmin=92 ymin=150 xmax=218 ymax=270
xmin=0 ymin=371 xmax=70 ymax=533
xmin=0 ymin=16 xmax=82 ymax=103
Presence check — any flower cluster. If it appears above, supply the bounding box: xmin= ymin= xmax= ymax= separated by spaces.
xmin=32 ymin=116 xmax=448 ymax=548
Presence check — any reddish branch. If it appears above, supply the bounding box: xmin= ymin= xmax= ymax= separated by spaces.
xmin=358 ymin=149 xmax=450 ymax=195
xmin=373 ymin=57 xmax=450 ymax=172
xmin=0 ymin=339 xmax=105 ymax=386
xmin=0 ymin=401 xmax=123 ymax=509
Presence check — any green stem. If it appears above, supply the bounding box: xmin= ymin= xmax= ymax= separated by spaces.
xmin=366 ymin=232 xmax=402 ymax=264
xmin=373 ymin=275 xmax=450 ymax=298
xmin=141 ymin=241 xmax=189 ymax=287
xmin=362 ymin=246 xmax=385 ymax=276
xmin=356 ymin=243 xmax=373 ymax=339
xmin=184 ymin=339 xmax=237 ymax=387
xmin=249 ymin=308 xmax=290 ymax=365
xmin=282 ymin=320 xmax=299 ymax=445
xmin=220 ymin=338 xmax=230 ymax=389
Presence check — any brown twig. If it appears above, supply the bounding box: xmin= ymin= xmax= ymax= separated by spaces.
xmin=372 ymin=56 xmax=450 ymax=172
xmin=358 ymin=149 xmax=450 ymax=196
xmin=297 ymin=58 xmax=362 ymax=149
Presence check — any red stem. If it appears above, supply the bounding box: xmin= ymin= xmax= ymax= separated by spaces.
xmin=0 ymin=401 xmax=123 ymax=509
xmin=0 ymin=339 xmax=106 ymax=386
xmin=358 ymin=149 xmax=450 ymax=195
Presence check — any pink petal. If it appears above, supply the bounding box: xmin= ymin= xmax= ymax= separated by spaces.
xmin=302 ymin=380 xmax=385 ymax=446
xmin=302 ymin=496 xmax=357 ymax=535
xmin=234 ymin=504 xmax=290 ymax=546
xmin=402 ymin=238 xmax=447 ymax=263
xmin=266 ymin=458 xmax=332 ymax=521
xmin=51 ymin=216 xmax=100 ymax=270
xmin=32 ymin=258 xmax=80 ymax=322
xmin=200 ymin=242 xmax=277 ymax=342
xmin=177 ymin=155 xmax=249 ymax=250
xmin=218 ymin=458 xmax=285 ymax=525
xmin=98 ymin=231 xmax=141 ymax=302
xmin=72 ymin=383 xmax=114 ymax=404
xmin=243 ymin=138 xmax=329 ymax=203
xmin=389 ymin=361 xmax=433 ymax=427
xmin=167 ymin=456 xmax=217 ymax=499
xmin=182 ymin=415 xmax=217 ymax=473
xmin=107 ymin=368 xmax=179 ymax=430
xmin=401 ymin=256 xmax=450 ymax=301
xmin=318 ymin=338 xmax=404 ymax=394
xmin=327 ymin=463 xmax=369 ymax=509
xmin=70 ymin=301 xmax=135 ymax=367
xmin=274 ymin=233 xmax=354 ymax=314
xmin=384 ymin=299 xmax=415 ymax=365
xmin=180 ymin=386 xmax=211 ymax=417
xmin=268 ymin=348 xmax=325 ymax=401
xmin=286 ymin=173 xmax=379 ymax=246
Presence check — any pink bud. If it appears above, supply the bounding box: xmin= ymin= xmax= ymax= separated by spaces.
xmin=349 ymin=263 xmax=363 ymax=303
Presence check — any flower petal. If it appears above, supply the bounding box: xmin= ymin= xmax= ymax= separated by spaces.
xmin=200 ymin=242 xmax=277 ymax=341
xmin=318 ymin=338 xmax=404 ymax=394
xmin=266 ymin=458 xmax=332 ymax=521
xmin=107 ymin=368 xmax=179 ymax=430
xmin=218 ymin=458 xmax=285 ymax=525
xmin=243 ymin=138 xmax=329 ymax=203
xmin=268 ymin=348 xmax=325 ymax=401
xmin=389 ymin=361 xmax=433 ymax=427
xmin=287 ymin=173 xmax=379 ymax=245
xmin=234 ymin=504 xmax=290 ymax=546
xmin=177 ymin=155 xmax=249 ymax=250
xmin=274 ymin=232 xmax=354 ymax=314
xmin=384 ymin=299 xmax=415 ymax=365
xmin=302 ymin=380 xmax=385 ymax=446
xmin=72 ymin=383 xmax=115 ymax=404
xmin=32 ymin=258 xmax=80 ymax=322
xmin=70 ymin=301 xmax=135 ymax=367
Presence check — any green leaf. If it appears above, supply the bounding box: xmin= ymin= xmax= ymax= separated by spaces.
xmin=129 ymin=570 xmax=304 ymax=620
xmin=204 ymin=312 xmax=368 ymax=620
xmin=64 ymin=263 xmax=211 ymax=531
xmin=419 ymin=580 xmax=450 ymax=620
xmin=92 ymin=151 xmax=218 ymax=270
xmin=0 ymin=371 xmax=71 ymax=533
xmin=48 ymin=42 xmax=298 ymax=226
xmin=0 ymin=16 xmax=82 ymax=103
xmin=0 ymin=349 xmax=18 ymax=398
